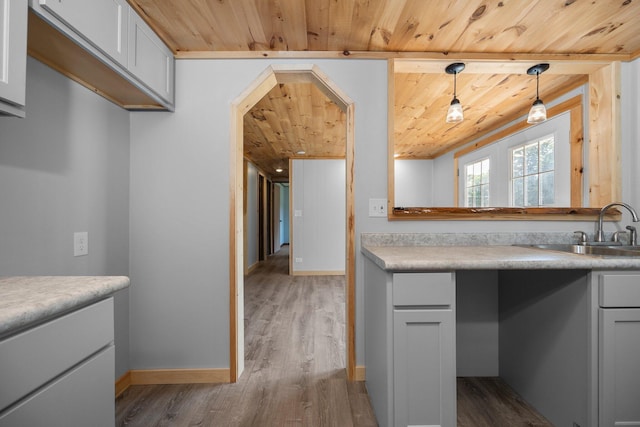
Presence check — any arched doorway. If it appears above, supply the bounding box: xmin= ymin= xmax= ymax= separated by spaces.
xmin=229 ymin=64 xmax=355 ymax=381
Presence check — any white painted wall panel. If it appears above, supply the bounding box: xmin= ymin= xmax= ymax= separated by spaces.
xmin=394 ymin=159 xmax=433 ymax=207
xmin=291 ymin=159 xmax=345 ymax=272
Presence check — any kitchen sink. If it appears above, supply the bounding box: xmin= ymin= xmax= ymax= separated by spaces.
xmin=517 ymin=243 xmax=640 ymax=257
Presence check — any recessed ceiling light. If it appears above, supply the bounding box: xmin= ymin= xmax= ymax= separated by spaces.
xmin=275 ymin=167 xmax=283 ymax=173
xmin=297 ymin=150 xmax=306 ymax=155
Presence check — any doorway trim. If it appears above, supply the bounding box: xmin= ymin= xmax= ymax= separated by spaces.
xmin=229 ymin=64 xmax=356 ymax=382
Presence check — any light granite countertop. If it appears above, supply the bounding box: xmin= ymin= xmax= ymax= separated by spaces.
xmin=0 ymin=276 xmax=130 ymax=337
xmin=362 ymin=245 xmax=640 ymax=271
xmin=361 ymin=232 xmax=640 ymax=271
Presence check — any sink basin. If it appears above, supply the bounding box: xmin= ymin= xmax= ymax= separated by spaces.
xmin=517 ymin=244 xmax=640 ymax=257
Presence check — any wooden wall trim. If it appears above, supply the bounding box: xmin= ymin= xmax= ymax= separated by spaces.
xmin=354 ymin=365 xmax=366 ymax=382
xmin=589 ymin=62 xmax=621 ymax=206
xmin=289 ymin=158 xmax=294 ymax=276
xmin=291 ymin=270 xmax=346 ymax=276
xmin=129 ymin=369 xmax=231 ymax=385
xmin=115 ymin=371 xmax=132 ymax=397
xmin=345 ymin=102 xmax=356 ymax=381
xmin=387 ymin=60 xmax=395 ymax=218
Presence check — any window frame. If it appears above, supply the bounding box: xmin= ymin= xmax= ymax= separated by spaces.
xmin=463 ymin=157 xmax=491 ymax=207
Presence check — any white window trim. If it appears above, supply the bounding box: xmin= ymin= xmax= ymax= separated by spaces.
xmin=457 ymin=111 xmax=571 ymax=206
xmin=463 ymin=157 xmax=491 ymax=207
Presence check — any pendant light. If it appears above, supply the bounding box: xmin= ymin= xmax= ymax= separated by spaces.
xmin=526 ymin=63 xmax=550 ymax=124
xmin=445 ymin=63 xmax=465 ymax=123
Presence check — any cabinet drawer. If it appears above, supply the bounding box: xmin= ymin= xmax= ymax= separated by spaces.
xmin=0 ymin=298 xmax=113 ymax=411
xmin=599 ymin=273 xmax=640 ymax=308
xmin=393 ymin=272 xmax=454 ymax=307
xmin=0 ymin=345 xmax=115 ymax=427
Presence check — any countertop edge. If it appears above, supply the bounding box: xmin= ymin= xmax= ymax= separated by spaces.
xmin=0 ymin=276 xmax=130 ymax=337
xmin=361 ymin=245 xmax=640 ymax=272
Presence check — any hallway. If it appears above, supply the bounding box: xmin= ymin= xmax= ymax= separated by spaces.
xmin=116 ymin=247 xmax=377 ymax=426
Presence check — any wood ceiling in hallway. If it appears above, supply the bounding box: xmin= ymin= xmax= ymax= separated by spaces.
xmin=128 ymin=0 xmax=640 ymax=175
xmin=243 ymin=83 xmax=346 ymax=179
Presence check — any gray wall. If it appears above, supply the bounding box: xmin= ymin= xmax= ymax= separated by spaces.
xmin=246 ymin=161 xmax=258 ymax=270
xmin=394 ymin=159 xmax=433 ymax=207
xmin=622 ymin=59 xmax=640 ymax=209
xmin=125 ymin=59 xmax=640 ymax=368
xmin=128 ymin=57 xmax=639 ymax=371
xmin=291 ymin=159 xmax=345 ymax=272
xmin=4 ymin=54 xmax=636 ymax=382
xmin=0 ymin=58 xmax=131 ymax=378
xmin=2 ymin=56 xmax=638 ymax=377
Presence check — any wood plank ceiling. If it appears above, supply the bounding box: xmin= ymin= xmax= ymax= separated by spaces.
xmin=129 ymin=0 xmax=640 ymax=178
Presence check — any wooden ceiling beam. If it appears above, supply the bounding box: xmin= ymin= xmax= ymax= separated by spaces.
xmin=176 ymin=50 xmax=633 ymax=62
xmin=393 ymin=59 xmax=609 ymax=75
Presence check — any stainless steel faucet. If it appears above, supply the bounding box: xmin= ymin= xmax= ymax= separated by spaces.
xmin=595 ymin=202 xmax=640 ymax=243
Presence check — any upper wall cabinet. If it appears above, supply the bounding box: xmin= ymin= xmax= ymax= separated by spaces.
xmin=28 ymin=0 xmax=174 ymax=110
xmin=127 ymin=10 xmax=173 ymax=104
xmin=39 ymin=0 xmax=128 ymax=67
xmin=0 ymin=0 xmax=28 ymax=117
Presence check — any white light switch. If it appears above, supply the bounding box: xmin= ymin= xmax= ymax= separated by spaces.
xmin=294 ymin=210 xmax=303 ymax=217
xmin=369 ymin=199 xmax=387 ymax=217
xmin=74 ymin=232 xmax=88 ymax=256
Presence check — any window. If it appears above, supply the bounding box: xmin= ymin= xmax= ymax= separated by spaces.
xmin=510 ymin=136 xmax=555 ymax=207
xmin=456 ymin=110 xmax=571 ymax=207
xmin=464 ymin=158 xmax=490 ymax=207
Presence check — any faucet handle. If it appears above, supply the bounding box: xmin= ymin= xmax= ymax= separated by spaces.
xmin=574 ymin=230 xmax=588 ymax=244
xmin=612 ymin=230 xmax=627 ymax=243
xmin=626 ymin=225 xmax=637 ymax=246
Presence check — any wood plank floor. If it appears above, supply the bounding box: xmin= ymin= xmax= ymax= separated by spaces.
xmin=116 ymin=246 xmax=377 ymax=426
xmin=457 ymin=377 xmax=554 ymax=427
xmin=116 ymin=246 xmax=554 ymax=426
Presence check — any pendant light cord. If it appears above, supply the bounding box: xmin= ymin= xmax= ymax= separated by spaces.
xmin=453 ymin=72 xmax=457 ymax=100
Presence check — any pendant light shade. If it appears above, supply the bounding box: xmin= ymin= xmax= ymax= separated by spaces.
xmin=445 ymin=63 xmax=465 ymax=123
xmin=527 ymin=63 xmax=550 ymax=124
xmin=446 ymin=98 xmax=463 ymax=123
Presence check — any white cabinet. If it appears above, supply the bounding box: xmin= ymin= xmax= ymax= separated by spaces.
xmin=127 ymin=9 xmax=174 ymax=104
xmin=364 ymin=259 xmax=456 ymax=427
xmin=597 ymin=272 xmax=640 ymax=427
xmin=393 ymin=273 xmax=456 ymax=427
xmin=0 ymin=0 xmax=27 ymax=117
xmin=28 ymin=0 xmax=175 ymax=109
xmin=39 ymin=0 xmax=128 ymax=67
xmin=0 ymin=298 xmax=115 ymax=426
xmin=393 ymin=309 xmax=455 ymax=427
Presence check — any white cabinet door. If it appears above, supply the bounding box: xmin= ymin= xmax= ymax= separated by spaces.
xmin=599 ymin=308 xmax=640 ymax=427
xmin=0 ymin=0 xmax=27 ymax=117
xmin=128 ymin=9 xmax=174 ymax=104
xmin=39 ymin=0 xmax=128 ymax=66
xmin=394 ymin=309 xmax=456 ymax=427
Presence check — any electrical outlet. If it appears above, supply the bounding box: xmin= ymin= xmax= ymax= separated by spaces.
xmin=369 ymin=198 xmax=387 ymax=217
xmin=74 ymin=232 xmax=88 ymax=257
